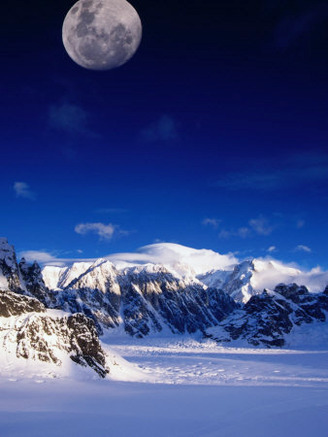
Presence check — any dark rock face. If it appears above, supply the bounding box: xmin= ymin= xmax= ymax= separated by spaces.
xmin=0 ymin=238 xmax=52 ymax=306
xmin=67 ymin=313 xmax=108 ymax=377
xmin=19 ymin=258 xmax=52 ymax=305
xmin=207 ymin=283 xmax=328 ymax=347
xmin=52 ymin=286 xmax=120 ymax=335
xmin=0 ymin=291 xmax=109 ymax=377
xmin=49 ymin=263 xmax=238 ymax=337
xmin=0 ymin=290 xmax=45 ymax=317
xmin=0 ymin=238 xmax=23 ymax=292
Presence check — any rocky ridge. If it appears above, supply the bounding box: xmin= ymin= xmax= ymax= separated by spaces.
xmin=46 ymin=260 xmax=238 ymax=337
xmin=206 ymin=283 xmax=328 ymax=347
xmin=0 ymin=239 xmax=109 ymax=376
xmin=0 ymin=290 xmax=109 ymax=377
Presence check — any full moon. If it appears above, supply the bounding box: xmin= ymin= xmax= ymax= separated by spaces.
xmin=62 ymin=0 xmax=142 ymax=70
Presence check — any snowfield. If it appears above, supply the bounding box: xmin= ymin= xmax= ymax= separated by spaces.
xmin=0 ymin=335 xmax=327 ymax=437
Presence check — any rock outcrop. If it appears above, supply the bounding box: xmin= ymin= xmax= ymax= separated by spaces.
xmin=0 ymin=290 xmax=109 ymax=377
xmin=206 ymin=283 xmax=328 ymax=347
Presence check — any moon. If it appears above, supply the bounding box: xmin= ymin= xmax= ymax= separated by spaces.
xmin=62 ymin=0 xmax=142 ymax=70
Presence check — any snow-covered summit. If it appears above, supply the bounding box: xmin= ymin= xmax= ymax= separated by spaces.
xmin=105 ymin=242 xmax=238 ymax=277
xmin=40 ymin=242 xmax=328 ymax=304
xmin=200 ymin=257 xmax=326 ymax=303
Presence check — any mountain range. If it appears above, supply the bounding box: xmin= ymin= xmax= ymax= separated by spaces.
xmin=1 ymin=238 xmax=327 ymax=376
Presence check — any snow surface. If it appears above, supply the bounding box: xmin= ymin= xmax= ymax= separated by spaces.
xmin=0 ymin=273 xmax=8 ymax=290
xmin=1 ymin=334 xmax=327 ymax=436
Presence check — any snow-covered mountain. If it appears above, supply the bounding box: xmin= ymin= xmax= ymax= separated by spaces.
xmin=0 ymin=238 xmax=111 ymax=377
xmin=198 ymin=258 xmax=304 ymax=303
xmin=1 ymin=237 xmax=328 ymax=363
xmin=43 ymin=243 xmax=328 ymax=305
xmin=44 ymin=259 xmax=237 ymax=337
xmin=206 ymin=283 xmax=328 ymax=347
xmin=40 ymin=244 xmax=328 ymax=342
xmin=0 ymin=289 xmax=110 ymax=377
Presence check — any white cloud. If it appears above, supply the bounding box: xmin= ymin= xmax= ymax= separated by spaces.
xmin=250 ymin=258 xmax=328 ymax=294
xmin=295 ymin=245 xmax=312 ymax=253
xmin=267 ymin=246 xmax=277 ymax=253
xmin=141 ymin=115 xmax=178 ymax=142
xmin=237 ymin=227 xmax=251 ymax=238
xmin=249 ymin=216 xmax=273 ymax=236
xmin=24 ymin=243 xmax=238 ymax=275
xmin=20 ymin=251 xmax=57 ymax=264
xmin=202 ymin=218 xmax=221 ymax=228
xmin=219 ymin=227 xmax=251 ymax=239
xmin=75 ymin=223 xmax=114 ymax=239
xmin=13 ymin=182 xmax=36 ymax=200
xmin=49 ymin=103 xmax=88 ymax=135
xmin=106 ymin=243 xmax=238 ymax=275
xmin=219 ymin=216 xmax=273 ymax=240
xmin=213 ymin=152 xmax=328 ymax=191
xmin=74 ymin=223 xmax=116 ymax=240
xmin=19 ymin=250 xmax=95 ymax=267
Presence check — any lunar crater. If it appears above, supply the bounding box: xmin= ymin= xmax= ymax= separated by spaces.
xmin=80 ymin=10 xmax=96 ymax=25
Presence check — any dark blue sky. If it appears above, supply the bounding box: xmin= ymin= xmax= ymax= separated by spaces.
xmin=2 ymin=0 xmax=328 ymax=268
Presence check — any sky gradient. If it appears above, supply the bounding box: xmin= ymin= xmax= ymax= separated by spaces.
xmin=2 ymin=0 xmax=328 ymax=269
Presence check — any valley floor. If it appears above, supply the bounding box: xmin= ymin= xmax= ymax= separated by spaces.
xmin=1 ymin=337 xmax=328 ymax=437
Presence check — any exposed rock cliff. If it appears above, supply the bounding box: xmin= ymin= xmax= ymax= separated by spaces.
xmin=206 ymin=283 xmax=328 ymax=347
xmin=0 ymin=290 xmax=109 ymax=377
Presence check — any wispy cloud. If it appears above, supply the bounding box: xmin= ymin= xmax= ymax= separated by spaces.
xmin=106 ymin=242 xmax=238 ymax=274
xmin=295 ymin=244 xmax=312 ymax=253
xmin=13 ymin=182 xmax=36 ymax=200
xmin=74 ymin=222 xmax=116 ymax=241
xmin=140 ymin=115 xmax=178 ymax=142
xmin=20 ymin=250 xmax=60 ymax=264
xmin=213 ymin=153 xmax=328 ymax=191
xmin=274 ymin=3 xmax=328 ymax=50
xmin=267 ymin=246 xmax=277 ymax=253
xmin=219 ymin=227 xmax=251 ymax=239
xmin=19 ymin=250 xmax=95 ymax=267
xmin=249 ymin=216 xmax=273 ymax=236
xmin=20 ymin=242 xmax=239 ymax=273
xmin=202 ymin=218 xmax=221 ymax=228
xmin=48 ymin=102 xmax=95 ymax=136
xmin=296 ymin=219 xmax=305 ymax=229
xmin=219 ymin=216 xmax=274 ymax=239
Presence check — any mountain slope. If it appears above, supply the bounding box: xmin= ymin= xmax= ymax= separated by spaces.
xmin=198 ymin=258 xmax=327 ymax=303
xmin=206 ymin=283 xmax=328 ymax=347
xmin=47 ymin=260 xmax=237 ymax=337
xmin=0 ymin=290 xmax=110 ymax=377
